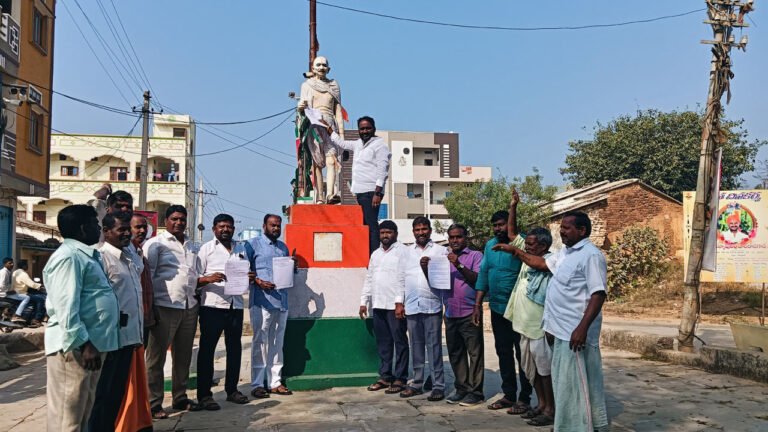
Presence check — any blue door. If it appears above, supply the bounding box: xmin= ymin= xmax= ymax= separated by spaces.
xmin=0 ymin=206 xmax=12 ymax=259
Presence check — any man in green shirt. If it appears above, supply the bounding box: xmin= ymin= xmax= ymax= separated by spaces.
xmin=473 ymin=192 xmax=532 ymax=413
xmin=44 ymin=204 xmax=120 ymax=432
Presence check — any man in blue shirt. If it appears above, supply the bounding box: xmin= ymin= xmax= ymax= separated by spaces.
xmin=44 ymin=204 xmax=120 ymax=432
xmin=249 ymin=213 xmax=294 ymax=398
xmin=474 ymin=198 xmax=533 ymax=413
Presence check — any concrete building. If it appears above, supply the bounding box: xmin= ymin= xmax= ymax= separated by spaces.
xmin=0 ymin=0 xmax=56 ymax=259
xmin=338 ymin=129 xmax=491 ymax=241
xmin=18 ymin=114 xmax=196 ymax=230
xmin=544 ymin=179 xmax=683 ymax=255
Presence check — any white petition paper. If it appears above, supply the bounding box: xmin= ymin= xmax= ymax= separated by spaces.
xmin=272 ymin=257 xmax=295 ymax=289
xmin=304 ymin=107 xmax=325 ymax=126
xmin=427 ymin=256 xmax=451 ymax=290
xmin=224 ymin=260 xmax=251 ymax=295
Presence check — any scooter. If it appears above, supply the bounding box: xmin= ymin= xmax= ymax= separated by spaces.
xmin=0 ymin=299 xmax=23 ymax=333
xmin=0 ymin=278 xmax=47 ymax=332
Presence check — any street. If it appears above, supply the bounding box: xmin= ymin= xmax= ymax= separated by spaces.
xmin=2 ymin=334 xmax=767 ymax=431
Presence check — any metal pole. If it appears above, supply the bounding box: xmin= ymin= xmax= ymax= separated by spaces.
xmin=309 ymin=0 xmax=318 ymax=70
xmin=138 ymin=91 xmax=151 ymax=209
xmin=196 ymin=178 xmax=204 ymax=242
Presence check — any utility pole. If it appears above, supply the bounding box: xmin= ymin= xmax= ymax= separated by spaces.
xmin=137 ymin=91 xmax=151 ymax=209
xmin=679 ymin=0 xmax=753 ymax=351
xmin=191 ymin=178 xmax=218 ymax=243
xmin=196 ymin=178 xmax=204 ymax=242
xmin=309 ymin=0 xmax=319 ymax=70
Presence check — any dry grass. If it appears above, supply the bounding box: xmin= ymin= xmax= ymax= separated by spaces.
xmin=604 ymin=259 xmax=767 ymax=324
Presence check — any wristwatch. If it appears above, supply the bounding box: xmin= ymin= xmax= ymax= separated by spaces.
xmin=457 ymin=263 xmax=465 ymax=270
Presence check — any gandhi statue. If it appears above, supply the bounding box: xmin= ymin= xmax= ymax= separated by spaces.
xmin=296 ymin=56 xmax=345 ymax=204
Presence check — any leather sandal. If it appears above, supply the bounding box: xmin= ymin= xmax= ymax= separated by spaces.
xmin=399 ymin=387 xmax=423 ymax=398
xmin=270 ymin=385 xmax=293 ymax=395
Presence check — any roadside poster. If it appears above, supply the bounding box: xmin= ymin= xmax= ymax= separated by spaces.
xmin=683 ymin=190 xmax=768 ymax=283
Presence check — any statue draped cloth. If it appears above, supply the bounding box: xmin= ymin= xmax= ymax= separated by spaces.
xmin=293 ymin=77 xmax=347 ymax=201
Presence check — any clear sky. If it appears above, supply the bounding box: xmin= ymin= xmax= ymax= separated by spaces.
xmin=51 ymin=0 xmax=768 ymax=231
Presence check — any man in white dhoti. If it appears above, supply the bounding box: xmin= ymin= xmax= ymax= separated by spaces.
xmin=511 ymin=211 xmax=609 ymax=432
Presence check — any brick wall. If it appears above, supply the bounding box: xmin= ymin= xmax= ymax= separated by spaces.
xmin=604 ymin=184 xmax=682 ymax=255
xmin=547 ymin=183 xmax=683 ymax=255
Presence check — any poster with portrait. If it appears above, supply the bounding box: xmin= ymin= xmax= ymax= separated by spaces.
xmin=683 ymin=190 xmax=768 ymax=283
xmin=134 ymin=210 xmax=158 ymax=240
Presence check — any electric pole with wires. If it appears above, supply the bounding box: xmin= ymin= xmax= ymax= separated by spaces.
xmin=309 ymin=0 xmax=319 ymax=70
xmin=191 ymin=178 xmax=218 ymax=243
xmin=679 ymin=0 xmax=753 ymax=351
xmin=135 ymin=90 xmax=151 ymax=209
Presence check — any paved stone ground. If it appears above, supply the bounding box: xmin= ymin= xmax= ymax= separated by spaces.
xmin=3 ymin=332 xmax=768 ymax=432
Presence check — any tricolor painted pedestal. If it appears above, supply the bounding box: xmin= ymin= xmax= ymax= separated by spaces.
xmin=283 ymin=205 xmax=378 ymax=390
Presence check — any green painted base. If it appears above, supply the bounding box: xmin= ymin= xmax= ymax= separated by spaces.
xmin=165 ymin=374 xmax=196 ymax=392
xmin=283 ymin=317 xmax=379 ymax=391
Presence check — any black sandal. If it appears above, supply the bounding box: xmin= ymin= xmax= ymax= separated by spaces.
xmin=250 ymin=387 xmax=270 ymax=399
xmin=151 ymin=406 xmax=169 ymax=419
xmin=488 ymin=397 xmax=515 ymax=410
xmin=385 ymin=381 xmax=407 ymax=394
xmin=172 ymin=398 xmax=202 ymax=412
xmin=520 ymin=408 xmax=542 ymax=419
xmin=527 ymin=414 xmax=555 ymax=426
xmin=367 ymin=380 xmax=391 ymax=391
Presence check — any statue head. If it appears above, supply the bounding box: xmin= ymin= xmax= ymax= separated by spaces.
xmin=312 ymin=56 xmax=330 ymax=79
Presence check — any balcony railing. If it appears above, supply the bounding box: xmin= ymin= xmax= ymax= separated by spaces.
xmin=0 ymin=12 xmax=20 ymax=62
xmin=49 ymin=179 xmax=186 ymax=199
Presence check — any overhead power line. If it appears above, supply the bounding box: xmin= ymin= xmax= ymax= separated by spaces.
xmin=217 ymin=196 xmax=269 ymax=215
xmin=106 ymin=0 xmax=164 ymax=108
xmin=70 ymin=0 xmax=143 ymax=97
xmin=315 ymin=1 xmax=706 ymax=31
xmin=59 ymin=0 xmax=133 ymax=106
xmin=194 ymin=113 xmax=295 ymax=163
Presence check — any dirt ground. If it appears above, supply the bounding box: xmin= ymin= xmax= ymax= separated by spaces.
xmin=604 ymin=284 xmax=767 ymax=325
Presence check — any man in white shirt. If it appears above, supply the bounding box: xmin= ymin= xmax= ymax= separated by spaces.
xmin=0 ymin=257 xmax=31 ymax=323
xmin=515 ymin=211 xmax=609 ymax=432
xmin=359 ymin=220 xmax=409 ymax=394
xmin=325 ymin=116 xmax=391 ymax=255
xmin=399 ymin=217 xmax=448 ymax=402
xmin=145 ymin=205 xmax=203 ymax=418
xmin=196 ymin=214 xmax=250 ymax=409
xmin=722 ymin=213 xmax=749 ymax=245
xmin=89 ymin=212 xmax=146 ymax=431
xmin=11 ymin=259 xmax=46 ymax=326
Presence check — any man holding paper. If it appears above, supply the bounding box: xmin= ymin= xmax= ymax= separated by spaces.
xmin=443 ymin=224 xmax=485 ymax=407
xmin=398 ymin=216 xmax=448 ymax=402
xmin=196 ymin=214 xmax=250 ymax=409
xmin=249 ymin=214 xmax=295 ymax=398
xmin=359 ymin=220 xmax=410 ymax=395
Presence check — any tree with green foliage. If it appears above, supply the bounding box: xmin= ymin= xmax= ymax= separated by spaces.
xmin=561 ymin=110 xmax=764 ymax=201
xmin=441 ymin=169 xmax=558 ymax=249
